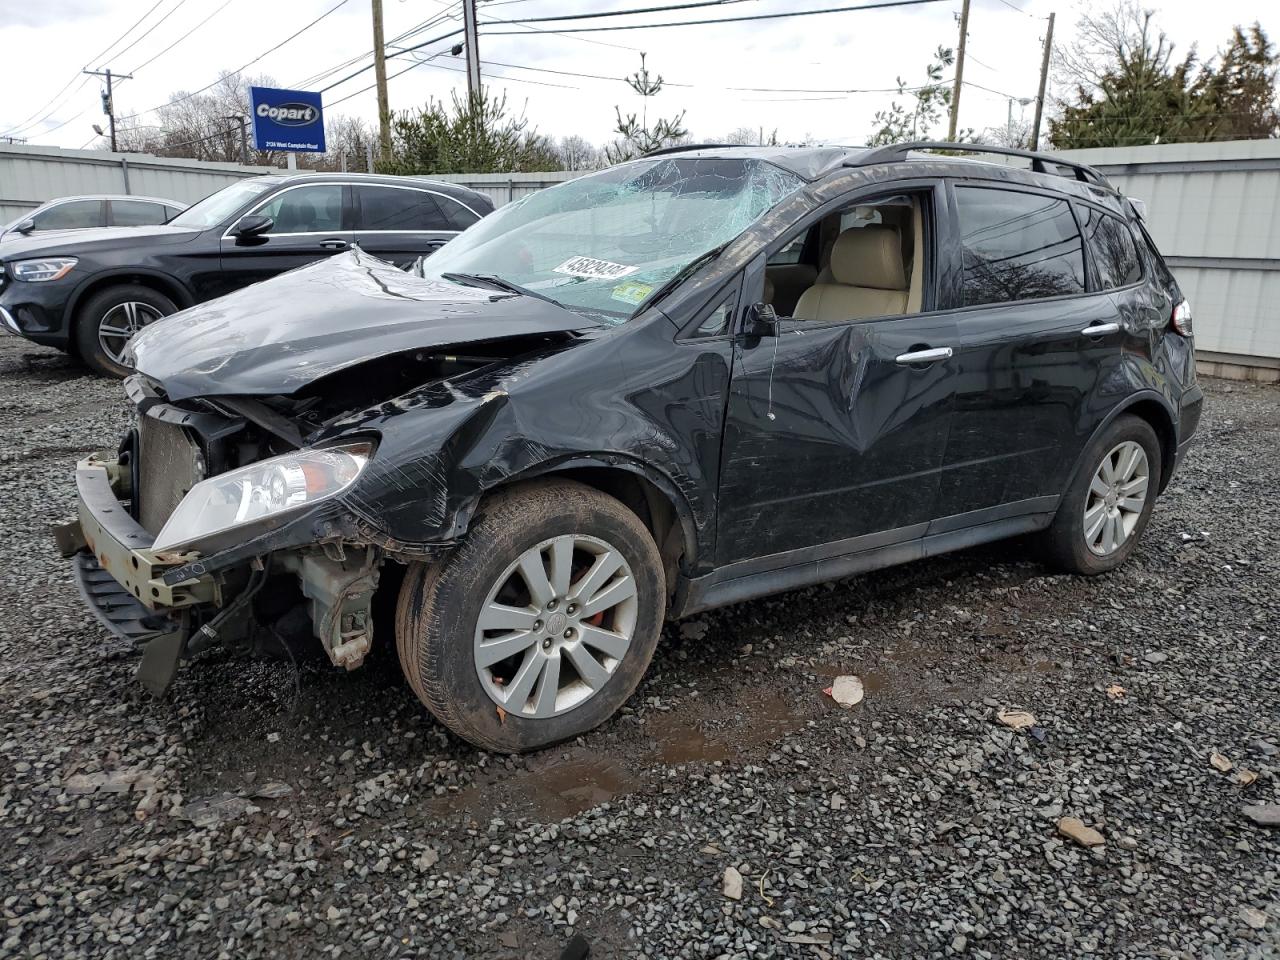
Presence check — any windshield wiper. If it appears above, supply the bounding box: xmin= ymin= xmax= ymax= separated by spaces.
xmin=643 ymin=245 xmax=728 ymax=311
xmin=441 ymin=272 xmax=560 ymax=307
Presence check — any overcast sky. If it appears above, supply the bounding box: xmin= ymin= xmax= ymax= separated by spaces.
xmin=0 ymin=0 xmax=1270 ymax=152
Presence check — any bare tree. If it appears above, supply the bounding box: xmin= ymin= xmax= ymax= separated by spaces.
xmin=556 ymin=134 xmax=600 ymax=170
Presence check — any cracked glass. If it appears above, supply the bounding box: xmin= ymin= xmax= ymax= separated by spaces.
xmin=420 ymin=158 xmax=804 ymax=323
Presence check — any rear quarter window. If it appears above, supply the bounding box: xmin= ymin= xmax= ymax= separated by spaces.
xmin=1079 ymin=205 xmax=1142 ymax=289
xmin=954 ymin=185 xmax=1086 ymax=307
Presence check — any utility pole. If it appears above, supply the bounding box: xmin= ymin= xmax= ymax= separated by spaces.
xmin=371 ymin=0 xmax=392 ymax=165
xmin=225 ymin=114 xmax=249 ymax=164
xmin=84 ymin=67 xmax=132 ymax=152
xmin=946 ymin=0 xmax=971 ymax=141
xmin=1030 ymin=11 xmax=1056 ymax=151
xmin=462 ymin=0 xmax=481 ymax=100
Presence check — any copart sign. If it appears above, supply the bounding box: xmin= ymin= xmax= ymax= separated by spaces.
xmin=250 ymin=86 xmax=326 ymax=153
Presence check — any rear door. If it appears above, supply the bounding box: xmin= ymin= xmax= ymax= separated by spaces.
xmin=351 ymin=184 xmax=458 ymax=267
xmin=935 ymin=183 xmax=1121 ymax=520
xmin=218 ymin=181 xmax=353 ymax=291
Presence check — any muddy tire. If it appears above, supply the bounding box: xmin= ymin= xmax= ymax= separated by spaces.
xmin=396 ymin=479 xmax=666 ymax=753
xmin=1041 ymin=414 xmax=1162 ymax=575
xmin=74 ymin=284 xmax=177 ymax=378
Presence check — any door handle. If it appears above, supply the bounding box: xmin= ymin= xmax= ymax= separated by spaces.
xmin=895 ymin=346 xmax=953 ymax=365
xmin=319 ymin=239 xmax=349 ymax=250
xmin=1080 ymin=322 xmax=1120 ymax=337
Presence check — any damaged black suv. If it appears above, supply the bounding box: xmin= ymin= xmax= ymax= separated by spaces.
xmin=58 ymin=142 xmax=1203 ymax=753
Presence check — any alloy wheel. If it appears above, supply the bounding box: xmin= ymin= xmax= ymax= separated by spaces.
xmin=97 ymin=301 xmax=164 ymax=365
xmin=1082 ymin=440 xmax=1149 ymax=556
xmin=473 ymin=534 xmax=638 ymax=719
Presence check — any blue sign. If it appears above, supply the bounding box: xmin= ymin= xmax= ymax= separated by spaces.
xmin=250 ymin=86 xmax=326 ymax=153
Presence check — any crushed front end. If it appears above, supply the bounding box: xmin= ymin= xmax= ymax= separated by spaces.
xmin=54 ymin=374 xmax=415 ymax=695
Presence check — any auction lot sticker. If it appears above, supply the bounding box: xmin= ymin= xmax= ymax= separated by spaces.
xmin=553 ymin=256 xmax=638 ymax=280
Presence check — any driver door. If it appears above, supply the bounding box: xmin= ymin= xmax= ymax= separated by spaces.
xmin=716 ymin=182 xmax=958 ymax=568
xmin=218 ymin=182 xmax=353 ymax=295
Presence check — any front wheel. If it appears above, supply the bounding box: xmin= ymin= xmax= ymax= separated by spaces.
xmin=1041 ymin=414 xmax=1162 ymax=575
xmin=396 ymin=479 xmax=666 ymax=753
xmin=74 ymin=284 xmax=177 ymax=378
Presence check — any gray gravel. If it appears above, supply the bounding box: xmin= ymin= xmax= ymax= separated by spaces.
xmin=1 ymin=333 xmax=1278 ymax=959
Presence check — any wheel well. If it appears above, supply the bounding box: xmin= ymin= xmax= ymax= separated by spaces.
xmin=1121 ymin=399 xmax=1177 ymax=491
xmin=525 ymin=466 xmax=689 ymax=597
xmin=67 ymin=274 xmax=191 ymax=350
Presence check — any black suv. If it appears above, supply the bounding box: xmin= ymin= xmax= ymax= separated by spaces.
xmin=57 ymin=143 xmax=1202 ymax=753
xmin=0 ymin=173 xmax=493 ymax=376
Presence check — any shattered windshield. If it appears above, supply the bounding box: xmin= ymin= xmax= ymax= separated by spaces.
xmin=420 ymin=157 xmax=803 ymax=322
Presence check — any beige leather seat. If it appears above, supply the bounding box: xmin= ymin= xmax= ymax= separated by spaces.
xmin=794 ymin=225 xmax=908 ymax=322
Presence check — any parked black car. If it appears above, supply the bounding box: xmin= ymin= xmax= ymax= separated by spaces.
xmin=56 ymin=143 xmax=1202 ymax=753
xmin=0 ymin=173 xmax=494 ymax=376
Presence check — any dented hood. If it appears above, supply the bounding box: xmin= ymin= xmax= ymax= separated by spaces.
xmin=130 ymin=248 xmax=601 ymax=400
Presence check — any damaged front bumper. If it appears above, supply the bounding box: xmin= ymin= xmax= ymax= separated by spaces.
xmin=56 ymin=450 xmax=414 ymax=696
xmin=55 ymin=451 xmax=220 ymax=694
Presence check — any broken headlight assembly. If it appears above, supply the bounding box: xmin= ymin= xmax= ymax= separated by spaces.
xmin=151 ymin=442 xmax=371 ymax=552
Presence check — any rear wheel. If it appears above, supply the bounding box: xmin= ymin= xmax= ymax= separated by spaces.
xmin=396 ymin=480 xmax=666 ymax=753
xmin=75 ymin=284 xmax=177 ymax=378
xmin=1042 ymin=414 xmax=1162 ymax=575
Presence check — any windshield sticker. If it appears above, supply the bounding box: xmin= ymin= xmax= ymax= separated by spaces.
xmin=611 ymin=280 xmax=653 ymax=306
xmin=553 ymin=256 xmax=639 ymax=281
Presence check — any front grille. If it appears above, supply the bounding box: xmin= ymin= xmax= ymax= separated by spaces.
xmin=137 ymin=417 xmax=204 ymax=536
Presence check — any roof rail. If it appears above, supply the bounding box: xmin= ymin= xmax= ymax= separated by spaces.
xmin=642 ymin=142 xmax=754 ymax=158
xmin=849 ymin=141 xmax=1113 ymax=189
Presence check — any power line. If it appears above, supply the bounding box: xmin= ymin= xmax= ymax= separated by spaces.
xmin=0 ymin=0 xmax=170 ymax=136
xmin=128 ymin=0 xmax=238 ymax=74
xmin=482 ymin=0 xmax=757 ymax=27
xmin=118 ymin=0 xmax=353 ymax=123
xmin=481 ymin=0 xmax=949 ymax=35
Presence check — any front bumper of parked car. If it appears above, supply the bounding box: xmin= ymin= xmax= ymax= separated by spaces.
xmin=0 ymin=273 xmax=74 ymax=347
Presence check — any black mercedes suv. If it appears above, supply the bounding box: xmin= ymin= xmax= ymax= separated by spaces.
xmin=0 ymin=173 xmax=493 ymax=376
xmin=56 ymin=143 xmax=1203 ymax=753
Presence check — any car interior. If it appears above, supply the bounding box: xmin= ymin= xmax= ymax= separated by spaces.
xmin=763 ymin=193 xmax=925 ymax=321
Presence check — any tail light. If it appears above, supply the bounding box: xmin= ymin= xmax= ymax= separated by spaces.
xmin=1171 ymin=298 xmax=1193 ymax=337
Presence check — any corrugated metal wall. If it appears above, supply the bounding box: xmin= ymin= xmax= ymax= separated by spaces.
xmin=427 ymin=171 xmax=585 ymax=207
xmin=0 ymin=143 xmax=279 ymax=223
xmin=1057 ymin=140 xmax=1280 ymax=367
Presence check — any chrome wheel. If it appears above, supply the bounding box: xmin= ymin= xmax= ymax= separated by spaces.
xmin=473 ymin=534 xmax=638 ymax=719
xmin=1083 ymin=440 xmax=1149 ymax=556
xmin=97 ymin=301 xmax=164 ymax=365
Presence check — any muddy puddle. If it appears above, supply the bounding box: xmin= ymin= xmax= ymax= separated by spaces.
xmin=646 ymin=690 xmax=804 ymax=765
xmin=429 ymin=752 xmax=642 ymax=825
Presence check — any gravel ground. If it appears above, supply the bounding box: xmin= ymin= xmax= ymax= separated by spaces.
xmin=1 ymin=332 xmax=1277 ymax=960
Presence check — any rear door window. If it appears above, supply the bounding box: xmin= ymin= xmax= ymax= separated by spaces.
xmin=954 ymin=186 xmax=1085 ymax=307
xmin=355 ymin=186 xmax=452 ymax=232
xmin=110 ymin=199 xmax=170 ymax=226
xmin=433 ymin=193 xmax=481 ymax=230
xmin=1079 ymin=205 xmax=1142 ymax=289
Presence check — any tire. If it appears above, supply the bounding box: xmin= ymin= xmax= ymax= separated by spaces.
xmin=74 ymin=284 xmax=177 ymax=378
xmin=396 ymin=479 xmax=666 ymax=753
xmin=1041 ymin=414 xmax=1162 ymax=575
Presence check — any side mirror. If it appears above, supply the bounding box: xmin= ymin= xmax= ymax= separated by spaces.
xmin=15 ymin=219 xmax=35 ymax=235
xmin=743 ymin=302 xmax=779 ymax=338
xmin=232 ymin=214 xmax=273 ymax=239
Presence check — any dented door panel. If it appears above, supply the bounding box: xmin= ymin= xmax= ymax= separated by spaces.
xmin=716 ymin=312 xmax=958 ymax=566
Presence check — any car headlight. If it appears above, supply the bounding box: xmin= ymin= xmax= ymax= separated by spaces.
xmin=152 ymin=442 xmax=371 ymax=552
xmin=11 ymin=257 xmax=78 ymax=282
